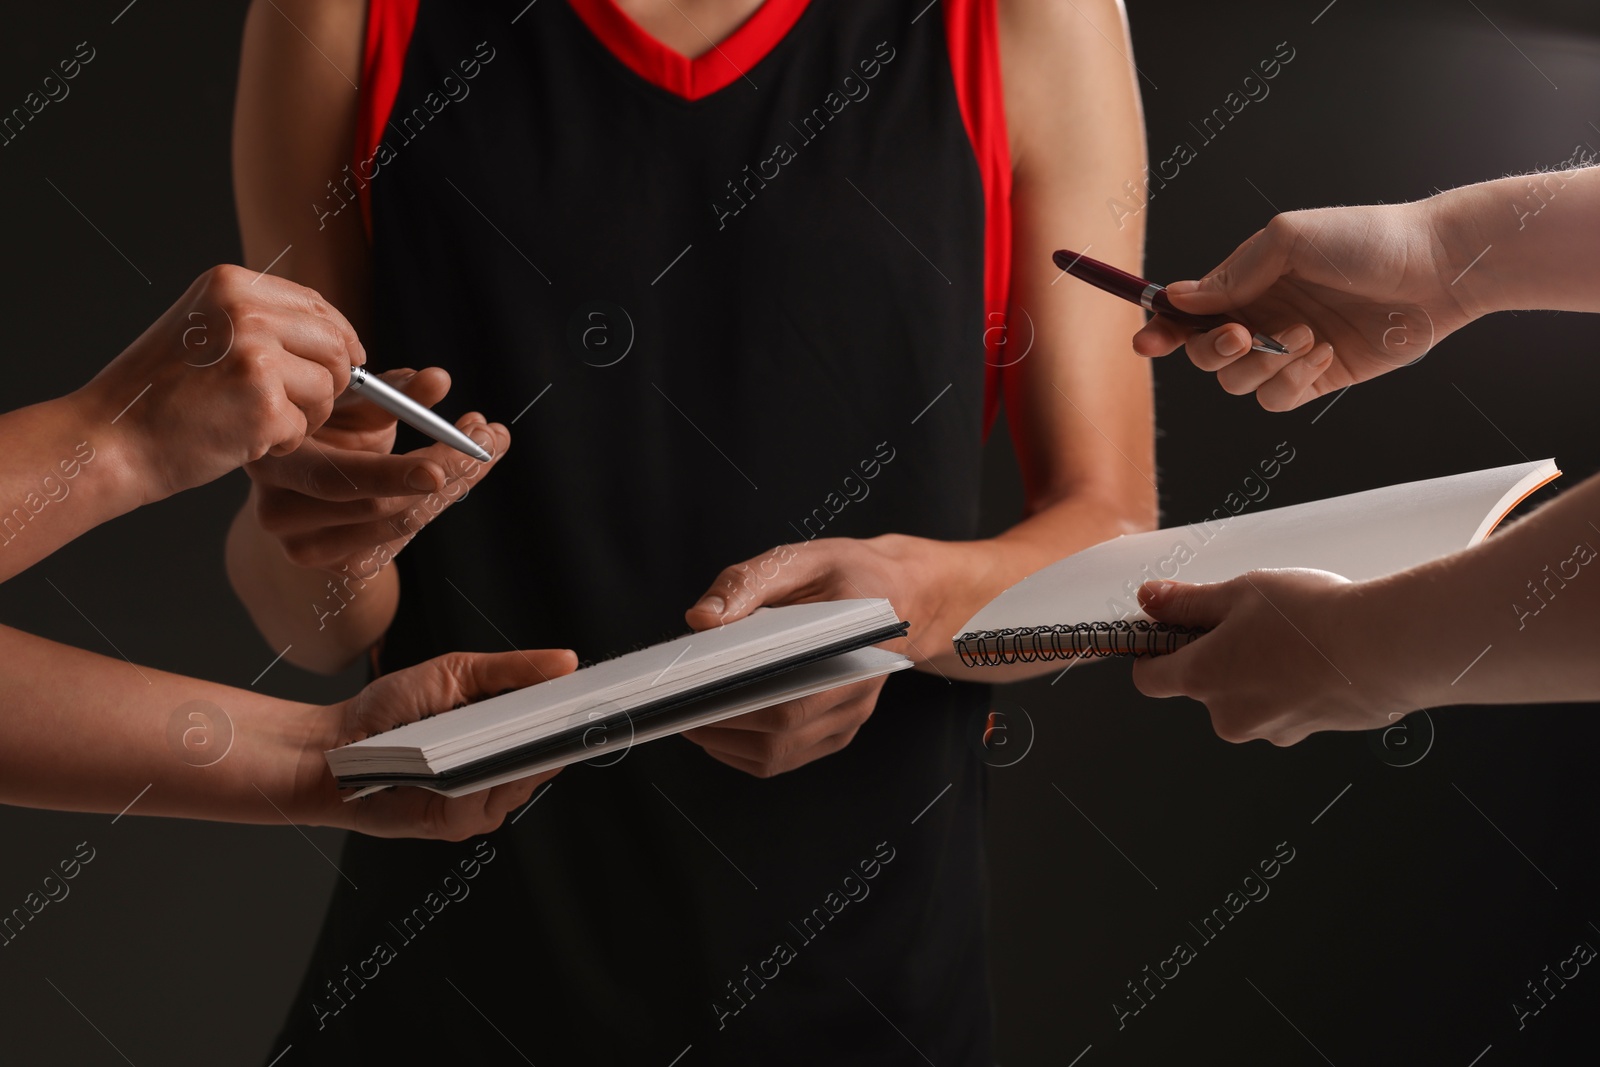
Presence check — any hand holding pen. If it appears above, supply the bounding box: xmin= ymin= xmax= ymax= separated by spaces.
xmin=1054 ymin=248 xmax=1290 ymax=356
xmin=1111 ymin=201 xmax=1482 ymax=410
xmin=78 ymin=264 xmax=490 ymax=513
xmin=77 ymin=265 xmax=368 ymax=502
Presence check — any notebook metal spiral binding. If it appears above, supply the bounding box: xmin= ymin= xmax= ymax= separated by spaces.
xmin=953 ymin=621 xmax=1207 ymax=667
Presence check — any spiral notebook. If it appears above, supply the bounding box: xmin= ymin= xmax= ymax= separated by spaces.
xmin=954 ymin=459 xmax=1560 ymax=666
xmin=328 ymin=599 xmax=911 ymax=797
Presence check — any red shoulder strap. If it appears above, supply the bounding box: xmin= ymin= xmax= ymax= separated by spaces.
xmin=353 ymin=0 xmax=422 ymax=233
xmin=943 ymin=0 xmax=1012 ymax=437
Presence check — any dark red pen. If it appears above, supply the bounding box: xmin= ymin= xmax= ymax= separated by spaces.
xmin=1052 ymin=249 xmax=1290 ymax=356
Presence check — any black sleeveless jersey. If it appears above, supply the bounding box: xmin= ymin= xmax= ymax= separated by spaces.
xmin=278 ymin=1 xmax=1014 ymax=1062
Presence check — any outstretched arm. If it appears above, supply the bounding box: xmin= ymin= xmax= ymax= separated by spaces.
xmin=1132 ymin=471 xmax=1600 ymax=745
xmin=0 ymin=266 xmax=359 ymax=583
xmin=0 ymin=623 xmax=575 ymax=839
xmin=1132 ymin=163 xmax=1600 ymax=409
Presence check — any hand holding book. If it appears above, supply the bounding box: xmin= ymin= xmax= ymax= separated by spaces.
xmin=1130 ymin=463 xmax=1600 ymax=745
xmin=952 ymin=461 xmax=1593 ymax=746
xmin=326 ymin=600 xmax=912 ymax=796
xmin=682 ymin=532 xmax=984 ymax=777
xmin=310 ymin=649 xmax=577 ymax=836
xmin=683 ymin=539 xmax=910 ymax=778
xmin=1131 ymin=568 xmax=1381 ymax=746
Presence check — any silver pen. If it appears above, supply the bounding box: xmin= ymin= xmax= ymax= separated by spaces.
xmin=347 ymin=366 xmax=493 ymax=463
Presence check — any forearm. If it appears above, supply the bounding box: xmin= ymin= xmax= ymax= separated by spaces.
xmin=957 ymin=298 xmax=1158 ymax=680
xmin=1372 ymin=472 xmax=1600 ymax=707
xmin=0 ymin=394 xmax=153 ymax=582
xmin=0 ymin=623 xmax=318 ymax=822
xmin=225 ymin=498 xmax=398 ymax=673
xmin=1431 ymin=165 xmax=1600 ymax=317
xmin=914 ymin=484 xmax=1154 ymax=677
xmin=952 ymin=0 xmax=1153 ymax=679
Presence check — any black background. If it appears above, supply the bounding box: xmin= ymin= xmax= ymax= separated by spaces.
xmin=1 ymin=1 xmax=1598 ymax=1063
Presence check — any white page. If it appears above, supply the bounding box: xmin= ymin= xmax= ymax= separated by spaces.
xmin=329 ymin=598 xmax=898 ymax=771
xmin=343 ymin=646 xmax=912 ymax=798
xmin=957 ymin=459 xmax=1558 ymax=636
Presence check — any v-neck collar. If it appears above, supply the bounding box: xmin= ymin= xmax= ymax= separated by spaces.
xmin=565 ymin=0 xmax=812 ymax=101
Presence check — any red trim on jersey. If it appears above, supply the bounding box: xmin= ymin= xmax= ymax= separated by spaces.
xmin=567 ymin=0 xmax=811 ymax=101
xmin=354 ymin=0 xmax=422 ymax=232
xmin=943 ymin=0 xmax=1012 ymax=436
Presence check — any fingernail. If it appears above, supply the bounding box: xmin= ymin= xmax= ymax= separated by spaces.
xmin=406 ymin=467 xmax=437 ymax=492
xmin=1216 ymin=331 xmax=1247 ymax=358
xmin=1166 ymin=280 xmax=1200 ymax=297
xmin=1138 ymin=580 xmax=1175 ymax=606
xmin=1282 ymin=325 xmax=1315 ymax=352
xmin=695 ymin=595 xmax=726 ymax=616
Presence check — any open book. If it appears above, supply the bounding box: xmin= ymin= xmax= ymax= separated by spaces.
xmin=953 ymin=459 xmax=1560 ymax=666
xmin=328 ymin=599 xmax=911 ymax=797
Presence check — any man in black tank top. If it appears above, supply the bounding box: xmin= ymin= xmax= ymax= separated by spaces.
xmin=228 ymin=0 xmax=1154 ymax=1062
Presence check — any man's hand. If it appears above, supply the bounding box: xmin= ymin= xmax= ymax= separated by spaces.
xmin=293 ymin=648 xmax=579 ymax=839
xmin=681 ymin=534 xmax=957 ymax=777
xmin=243 ymin=366 xmax=509 ymax=577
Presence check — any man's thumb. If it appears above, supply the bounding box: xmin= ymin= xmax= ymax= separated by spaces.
xmin=1137 ymin=579 xmax=1232 ymax=629
xmin=1164 ymin=223 xmax=1293 ymax=314
xmin=1163 ymin=272 xmax=1240 ymax=314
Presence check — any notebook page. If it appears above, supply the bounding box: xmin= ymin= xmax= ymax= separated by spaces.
xmin=957 ymin=460 xmax=1558 ymax=635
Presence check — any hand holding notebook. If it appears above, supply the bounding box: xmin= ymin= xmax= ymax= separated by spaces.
xmin=1131 ymin=565 xmax=1387 ymax=744
xmin=954 ymin=459 xmax=1571 ymax=745
xmin=952 ymin=460 xmax=1558 ymax=666
xmin=680 ymin=524 xmax=972 ymax=776
xmin=327 ymin=599 xmax=912 ymax=797
xmin=1137 ymin=460 xmax=1600 ymax=746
